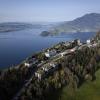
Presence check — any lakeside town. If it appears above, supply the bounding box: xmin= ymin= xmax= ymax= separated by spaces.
xmin=0 ymin=0 xmax=100 ymax=100
xmin=11 ymin=32 xmax=100 ymax=100
xmin=24 ymin=38 xmax=99 ymax=80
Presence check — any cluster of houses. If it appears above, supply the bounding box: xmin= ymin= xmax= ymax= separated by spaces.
xmin=23 ymin=38 xmax=99 ymax=80
xmin=34 ymin=40 xmax=83 ymax=80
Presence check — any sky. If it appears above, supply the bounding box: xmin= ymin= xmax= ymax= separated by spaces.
xmin=0 ymin=0 xmax=100 ymax=22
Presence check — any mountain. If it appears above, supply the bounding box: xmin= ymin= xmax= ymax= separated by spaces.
xmin=0 ymin=22 xmax=57 ymax=33
xmin=41 ymin=13 xmax=100 ymax=36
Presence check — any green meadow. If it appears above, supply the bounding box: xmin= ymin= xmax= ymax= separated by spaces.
xmin=60 ymin=69 xmax=100 ymax=100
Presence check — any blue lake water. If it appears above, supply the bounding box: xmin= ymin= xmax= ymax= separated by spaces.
xmin=0 ymin=28 xmax=96 ymax=69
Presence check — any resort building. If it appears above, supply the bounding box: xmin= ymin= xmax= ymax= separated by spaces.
xmin=45 ymin=49 xmax=57 ymax=58
xmin=24 ymin=58 xmax=38 ymax=67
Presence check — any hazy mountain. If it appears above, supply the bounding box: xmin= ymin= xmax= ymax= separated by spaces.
xmin=0 ymin=22 xmax=34 ymax=33
xmin=0 ymin=22 xmax=56 ymax=33
xmin=41 ymin=13 xmax=100 ymax=36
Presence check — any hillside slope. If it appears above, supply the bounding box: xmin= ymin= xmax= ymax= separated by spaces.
xmin=41 ymin=13 xmax=100 ymax=36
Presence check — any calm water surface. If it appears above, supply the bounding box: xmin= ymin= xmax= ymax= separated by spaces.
xmin=0 ymin=28 xmax=95 ymax=68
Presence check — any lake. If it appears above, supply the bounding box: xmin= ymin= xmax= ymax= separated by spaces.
xmin=0 ymin=28 xmax=96 ymax=69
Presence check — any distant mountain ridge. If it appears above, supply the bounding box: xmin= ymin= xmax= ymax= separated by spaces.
xmin=41 ymin=13 xmax=100 ymax=36
xmin=0 ymin=22 xmax=34 ymax=33
xmin=0 ymin=22 xmax=50 ymax=33
xmin=0 ymin=22 xmax=56 ymax=33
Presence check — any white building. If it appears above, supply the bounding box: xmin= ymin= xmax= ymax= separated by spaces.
xmin=24 ymin=62 xmax=32 ymax=67
xmin=35 ymin=72 xmax=41 ymax=80
xmin=86 ymin=39 xmax=91 ymax=44
xmin=77 ymin=39 xmax=82 ymax=45
xmin=42 ymin=67 xmax=48 ymax=72
xmin=77 ymin=39 xmax=80 ymax=45
xmin=24 ymin=58 xmax=38 ymax=67
xmin=45 ymin=49 xmax=56 ymax=58
xmin=70 ymin=49 xmax=75 ymax=52
xmin=50 ymin=63 xmax=56 ymax=68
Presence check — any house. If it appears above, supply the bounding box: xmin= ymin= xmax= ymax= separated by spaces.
xmin=45 ymin=49 xmax=57 ymax=58
xmin=78 ymin=39 xmax=80 ymax=43
xmin=86 ymin=39 xmax=91 ymax=44
xmin=77 ymin=39 xmax=82 ymax=45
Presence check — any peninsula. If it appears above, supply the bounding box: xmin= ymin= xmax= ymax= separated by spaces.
xmin=0 ymin=31 xmax=100 ymax=100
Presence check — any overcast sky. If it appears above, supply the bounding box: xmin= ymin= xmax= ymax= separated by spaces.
xmin=0 ymin=0 xmax=100 ymax=22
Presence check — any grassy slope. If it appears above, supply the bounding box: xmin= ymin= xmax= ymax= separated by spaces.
xmin=60 ymin=69 xmax=100 ymax=100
